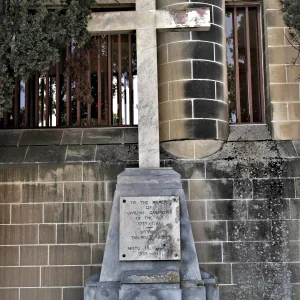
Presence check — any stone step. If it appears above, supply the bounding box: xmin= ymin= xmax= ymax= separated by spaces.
xmin=119 ymin=288 xmax=182 ymax=300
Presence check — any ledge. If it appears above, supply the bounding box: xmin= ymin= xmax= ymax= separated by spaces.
xmin=228 ymin=124 xmax=272 ymax=141
xmin=0 ymin=127 xmax=138 ymax=147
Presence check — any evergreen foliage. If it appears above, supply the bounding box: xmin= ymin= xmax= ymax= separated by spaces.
xmin=280 ymin=0 xmax=300 ymax=62
xmin=0 ymin=0 xmax=94 ymax=118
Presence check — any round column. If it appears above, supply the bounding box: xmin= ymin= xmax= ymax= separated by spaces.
xmin=157 ymin=0 xmax=228 ymax=158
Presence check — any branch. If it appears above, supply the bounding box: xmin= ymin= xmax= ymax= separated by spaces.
xmin=284 ymin=33 xmax=300 ymax=64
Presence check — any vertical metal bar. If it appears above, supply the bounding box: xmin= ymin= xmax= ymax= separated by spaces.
xmin=245 ymin=7 xmax=253 ymax=123
xmin=3 ymin=112 xmax=8 ymax=128
xmin=66 ymin=43 xmax=71 ymax=126
xmin=118 ymin=34 xmax=122 ymax=125
xmin=257 ymin=5 xmax=264 ymax=123
xmin=97 ymin=36 xmax=102 ymax=126
xmin=76 ymin=50 xmax=81 ymax=126
xmin=87 ymin=48 xmax=91 ymax=126
xmin=45 ymin=72 xmax=50 ymax=127
xmin=108 ymin=35 xmax=112 ymax=125
xmin=25 ymin=81 xmax=29 ymax=128
xmin=56 ymin=63 xmax=60 ymax=127
xmin=233 ymin=7 xmax=241 ymax=124
xmin=49 ymin=76 xmax=53 ymax=127
xmin=77 ymin=94 xmax=81 ymax=126
xmin=29 ymin=78 xmax=34 ymax=127
xmin=35 ymin=73 xmax=39 ymax=127
xmin=14 ymin=80 xmax=20 ymax=128
xmin=41 ymin=79 xmax=44 ymax=126
xmin=128 ymin=33 xmax=133 ymax=126
xmin=13 ymin=82 xmax=17 ymax=128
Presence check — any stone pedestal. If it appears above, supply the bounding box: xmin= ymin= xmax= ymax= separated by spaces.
xmin=85 ymin=168 xmax=219 ymax=300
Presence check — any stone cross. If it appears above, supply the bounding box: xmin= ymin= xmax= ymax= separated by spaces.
xmin=88 ymin=1 xmax=211 ymax=168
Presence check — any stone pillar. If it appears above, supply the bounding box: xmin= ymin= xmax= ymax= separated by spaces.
xmin=157 ymin=0 xmax=228 ymax=158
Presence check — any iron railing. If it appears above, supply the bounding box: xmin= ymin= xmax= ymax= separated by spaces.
xmin=0 ymin=33 xmax=138 ymax=129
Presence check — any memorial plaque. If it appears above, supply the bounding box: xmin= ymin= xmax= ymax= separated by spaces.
xmin=119 ymin=196 xmax=181 ymax=261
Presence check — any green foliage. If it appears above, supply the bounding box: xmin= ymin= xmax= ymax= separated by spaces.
xmin=280 ymin=0 xmax=300 ymax=61
xmin=0 ymin=0 xmax=94 ymax=118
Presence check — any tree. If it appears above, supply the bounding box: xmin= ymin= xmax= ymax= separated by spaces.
xmin=0 ymin=0 xmax=94 ymax=118
xmin=280 ymin=0 xmax=300 ymax=63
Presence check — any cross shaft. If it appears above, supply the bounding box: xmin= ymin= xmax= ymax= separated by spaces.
xmin=88 ymin=1 xmax=211 ymax=168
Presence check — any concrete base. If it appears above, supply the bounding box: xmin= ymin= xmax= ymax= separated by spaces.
xmin=84 ymin=168 xmax=219 ymax=300
xmin=119 ymin=288 xmax=182 ymax=300
xmin=85 ymin=272 xmax=213 ymax=300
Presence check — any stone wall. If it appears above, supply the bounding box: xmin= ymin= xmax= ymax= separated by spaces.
xmin=158 ymin=0 xmax=228 ymax=158
xmin=1 ymin=127 xmax=300 ymax=299
xmin=262 ymin=0 xmax=300 ymax=139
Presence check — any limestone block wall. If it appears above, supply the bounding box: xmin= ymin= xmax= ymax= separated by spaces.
xmin=157 ymin=0 xmax=228 ymax=158
xmin=1 ymin=128 xmax=300 ymax=299
xmin=263 ymin=0 xmax=300 ymax=140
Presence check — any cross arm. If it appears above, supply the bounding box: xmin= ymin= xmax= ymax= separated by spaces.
xmin=156 ymin=8 xmax=211 ymax=31
xmin=89 ymin=11 xmax=140 ymax=34
xmin=88 ymin=8 xmax=211 ymax=34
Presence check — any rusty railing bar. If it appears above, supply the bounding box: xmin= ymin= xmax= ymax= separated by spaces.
xmin=87 ymin=48 xmax=91 ymax=126
xmin=45 ymin=72 xmax=50 ymax=127
xmin=25 ymin=81 xmax=29 ymax=128
xmin=3 ymin=112 xmax=8 ymax=128
xmin=56 ymin=63 xmax=60 ymax=127
xmin=257 ymin=5 xmax=264 ymax=123
xmin=14 ymin=80 xmax=20 ymax=128
xmin=108 ymin=35 xmax=112 ymax=125
xmin=35 ymin=73 xmax=39 ymax=127
xmin=128 ymin=33 xmax=133 ymax=125
xmin=245 ymin=7 xmax=253 ymax=123
xmin=66 ymin=43 xmax=71 ymax=126
xmin=97 ymin=36 xmax=102 ymax=126
xmin=118 ymin=34 xmax=122 ymax=125
xmin=233 ymin=7 xmax=241 ymax=124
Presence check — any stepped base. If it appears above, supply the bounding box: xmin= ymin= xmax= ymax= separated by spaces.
xmin=85 ymin=271 xmax=217 ymax=300
xmin=84 ymin=168 xmax=219 ymax=300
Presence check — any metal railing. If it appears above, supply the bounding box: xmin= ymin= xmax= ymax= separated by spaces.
xmin=0 ymin=33 xmax=138 ymax=129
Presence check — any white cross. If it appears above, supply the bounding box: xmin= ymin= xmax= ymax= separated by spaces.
xmin=89 ymin=1 xmax=211 ymax=168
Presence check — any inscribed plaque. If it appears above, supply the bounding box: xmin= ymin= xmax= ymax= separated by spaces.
xmin=119 ymin=196 xmax=181 ymax=261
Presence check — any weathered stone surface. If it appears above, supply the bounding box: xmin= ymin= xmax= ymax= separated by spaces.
xmin=0 ymin=146 xmax=27 ymax=163
xmin=44 ymin=203 xmax=81 ymax=223
xmin=0 ymin=165 xmax=38 ymax=182
xmin=64 ymin=182 xmax=105 ymax=202
xmin=22 ymin=183 xmax=63 ymax=203
xmin=0 ymin=246 xmax=19 ymax=266
xmin=123 ymin=128 xmax=138 ymax=144
xmin=119 ymin=288 xmax=182 ymax=300
xmin=191 ymin=221 xmax=226 ymax=242
xmin=61 ymin=129 xmax=83 ymax=145
xmin=42 ymin=266 xmax=83 ymax=287
xmin=120 ymin=196 xmax=181 ymax=261
xmin=66 ymin=145 xmax=96 ymax=162
xmin=49 ymin=245 xmax=91 ymax=266
xmin=95 ymin=145 xmax=138 ymax=162
xmin=19 ymin=130 xmax=63 ymax=146
xmin=121 ymin=269 xmax=180 ymax=284
xmin=12 ymin=204 xmax=43 ymax=224
xmin=39 ymin=164 xmax=82 ymax=182
xmin=57 ymin=224 xmax=98 ymax=244
xmin=228 ymin=125 xmax=272 ymax=141
xmin=20 ymin=246 xmax=48 ymax=266
xmin=82 ymin=128 xmax=123 ymax=145
xmin=63 ymin=288 xmax=84 ymax=300
xmin=0 ymin=130 xmax=22 ymax=146
xmin=25 ymin=146 xmax=67 ymax=163
xmin=20 ymin=288 xmax=62 ymax=300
